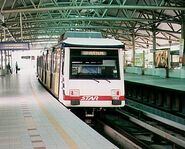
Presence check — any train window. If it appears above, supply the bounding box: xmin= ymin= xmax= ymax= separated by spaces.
xmin=70 ymin=49 xmax=120 ymax=79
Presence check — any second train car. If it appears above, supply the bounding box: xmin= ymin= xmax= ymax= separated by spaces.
xmin=37 ymin=31 xmax=125 ymax=110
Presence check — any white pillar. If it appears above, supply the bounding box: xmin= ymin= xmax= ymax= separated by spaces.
xmin=0 ymin=50 xmax=3 ymax=69
xmin=153 ymin=26 xmax=156 ymax=68
xmin=132 ymin=32 xmax=135 ymax=66
xmin=20 ymin=12 xmax=23 ymax=41
xmin=180 ymin=14 xmax=185 ymax=68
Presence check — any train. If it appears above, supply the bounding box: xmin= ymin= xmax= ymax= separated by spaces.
xmin=37 ymin=31 xmax=125 ymax=114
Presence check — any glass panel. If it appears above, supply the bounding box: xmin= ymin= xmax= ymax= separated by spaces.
xmin=70 ymin=49 xmax=120 ymax=79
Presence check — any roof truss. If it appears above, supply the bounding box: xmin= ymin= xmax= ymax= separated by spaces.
xmin=0 ymin=0 xmax=184 ymax=49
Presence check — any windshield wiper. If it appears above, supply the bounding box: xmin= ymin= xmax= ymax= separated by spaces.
xmin=91 ymin=74 xmax=111 ymax=83
xmin=92 ymin=78 xmax=100 ymax=83
xmin=90 ymin=74 xmax=100 ymax=83
xmin=105 ymin=79 xmax=111 ymax=83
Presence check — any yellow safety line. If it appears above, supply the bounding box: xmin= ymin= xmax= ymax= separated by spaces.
xmin=31 ymin=84 xmax=79 ymax=149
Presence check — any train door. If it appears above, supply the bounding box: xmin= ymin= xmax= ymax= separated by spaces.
xmin=46 ymin=51 xmax=52 ymax=88
xmin=58 ymin=47 xmax=65 ymax=101
xmin=41 ymin=56 xmax=43 ymax=81
xmin=54 ymin=48 xmax=61 ymax=97
xmin=50 ymin=47 xmax=61 ymax=97
xmin=50 ymin=48 xmax=54 ymax=89
xmin=39 ymin=56 xmax=43 ymax=80
xmin=44 ymin=51 xmax=48 ymax=84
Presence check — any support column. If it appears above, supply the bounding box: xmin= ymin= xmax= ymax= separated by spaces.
xmin=0 ymin=47 xmax=2 ymax=76
xmin=123 ymin=51 xmax=126 ymax=67
xmin=152 ymin=26 xmax=156 ymax=68
xmin=0 ymin=13 xmax=6 ymax=75
xmin=0 ymin=13 xmax=5 ymax=40
xmin=132 ymin=32 xmax=135 ymax=66
xmin=0 ymin=50 xmax=2 ymax=68
xmin=180 ymin=14 xmax=185 ymax=68
xmin=168 ymin=36 xmax=172 ymax=69
xmin=7 ymin=50 xmax=10 ymax=63
xmin=4 ymin=50 xmax=7 ymax=72
xmin=143 ymin=50 xmax=145 ymax=68
xmin=166 ymin=36 xmax=172 ymax=78
xmin=20 ymin=12 xmax=23 ymax=41
xmin=0 ymin=14 xmax=6 ymax=41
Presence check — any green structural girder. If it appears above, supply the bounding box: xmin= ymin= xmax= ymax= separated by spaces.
xmin=0 ymin=0 xmax=184 ymax=48
xmin=2 ymin=5 xmax=185 ymax=14
xmin=6 ymin=16 xmax=180 ymax=24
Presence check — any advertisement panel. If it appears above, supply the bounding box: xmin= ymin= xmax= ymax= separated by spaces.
xmin=135 ymin=53 xmax=143 ymax=67
xmin=155 ymin=49 xmax=168 ymax=68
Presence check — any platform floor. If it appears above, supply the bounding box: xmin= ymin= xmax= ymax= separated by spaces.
xmin=124 ymin=73 xmax=185 ymax=92
xmin=0 ymin=69 xmax=117 ymax=149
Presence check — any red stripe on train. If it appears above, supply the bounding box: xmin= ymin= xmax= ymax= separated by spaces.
xmin=64 ymin=96 xmax=125 ymax=101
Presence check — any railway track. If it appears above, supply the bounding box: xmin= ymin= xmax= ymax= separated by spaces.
xmin=95 ymin=106 xmax=185 ymax=149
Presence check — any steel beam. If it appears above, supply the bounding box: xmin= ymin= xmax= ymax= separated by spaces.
xmin=7 ymin=23 xmax=181 ymax=35
xmin=5 ymin=17 xmax=179 ymax=24
xmin=1 ymin=5 xmax=185 ymax=14
xmin=0 ymin=13 xmax=4 ymax=22
xmin=0 ymin=0 xmax=7 ymax=11
xmin=20 ymin=12 xmax=23 ymax=41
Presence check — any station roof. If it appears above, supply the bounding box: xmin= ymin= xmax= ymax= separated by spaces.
xmin=0 ymin=0 xmax=185 ymax=50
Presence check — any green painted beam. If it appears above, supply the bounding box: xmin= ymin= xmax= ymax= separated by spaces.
xmin=2 ymin=5 xmax=185 ymax=14
xmin=8 ymin=25 xmax=131 ymax=31
xmin=7 ymin=24 xmax=181 ymax=34
xmin=6 ymin=17 xmax=179 ymax=24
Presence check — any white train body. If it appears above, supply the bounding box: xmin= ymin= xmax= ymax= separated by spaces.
xmin=37 ymin=32 xmax=125 ymax=108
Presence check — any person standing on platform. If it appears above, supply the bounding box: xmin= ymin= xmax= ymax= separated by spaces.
xmin=15 ymin=61 xmax=19 ymax=73
xmin=7 ymin=62 xmax=12 ymax=74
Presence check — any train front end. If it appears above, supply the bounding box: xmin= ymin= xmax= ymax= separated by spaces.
xmin=59 ymin=37 xmax=125 ymax=108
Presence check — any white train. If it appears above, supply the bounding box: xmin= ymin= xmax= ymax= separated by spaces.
xmin=37 ymin=31 xmax=125 ymax=110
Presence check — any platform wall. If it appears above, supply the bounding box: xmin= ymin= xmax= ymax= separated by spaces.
xmin=125 ymin=67 xmax=185 ymax=79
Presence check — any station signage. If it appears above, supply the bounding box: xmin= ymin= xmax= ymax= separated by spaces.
xmin=0 ymin=42 xmax=30 ymax=50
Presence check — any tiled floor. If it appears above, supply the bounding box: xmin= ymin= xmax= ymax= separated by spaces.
xmin=0 ymin=69 xmax=117 ymax=149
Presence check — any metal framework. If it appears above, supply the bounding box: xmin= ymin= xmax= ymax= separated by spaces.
xmin=0 ymin=0 xmax=185 ymax=49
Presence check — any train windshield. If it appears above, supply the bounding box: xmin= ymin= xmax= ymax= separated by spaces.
xmin=70 ymin=49 xmax=120 ymax=79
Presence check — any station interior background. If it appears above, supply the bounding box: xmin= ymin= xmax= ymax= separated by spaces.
xmin=0 ymin=0 xmax=185 ymax=78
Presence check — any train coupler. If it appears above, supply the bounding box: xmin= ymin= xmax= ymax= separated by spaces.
xmin=71 ymin=100 xmax=80 ymax=105
xmin=112 ymin=100 xmax=121 ymax=105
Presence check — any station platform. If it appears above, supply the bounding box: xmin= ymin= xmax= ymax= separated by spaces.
xmin=0 ymin=69 xmax=117 ymax=149
xmin=124 ymin=73 xmax=185 ymax=92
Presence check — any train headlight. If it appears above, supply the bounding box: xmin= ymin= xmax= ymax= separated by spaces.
xmin=111 ymin=89 xmax=120 ymax=96
xmin=69 ymin=89 xmax=80 ymax=96
xmin=111 ymin=89 xmax=120 ymax=100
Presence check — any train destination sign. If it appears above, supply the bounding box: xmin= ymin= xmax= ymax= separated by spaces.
xmin=0 ymin=42 xmax=30 ymax=50
xmin=81 ymin=51 xmax=107 ymax=56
